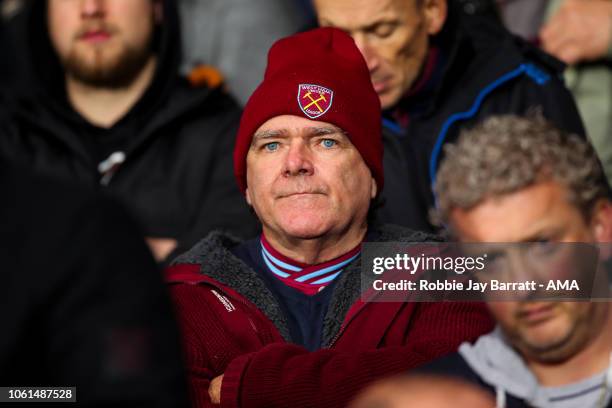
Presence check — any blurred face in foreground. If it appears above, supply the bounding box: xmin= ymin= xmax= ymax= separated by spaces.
xmin=47 ymin=0 xmax=161 ymax=86
xmin=245 ymin=115 xmax=376 ymax=245
xmin=349 ymin=375 xmax=494 ymax=408
xmin=450 ymin=180 xmax=611 ymax=364
xmin=314 ymin=0 xmax=447 ymax=109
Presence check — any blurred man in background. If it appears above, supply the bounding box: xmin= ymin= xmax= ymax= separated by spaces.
xmin=0 ymin=0 xmax=258 ymax=261
xmin=349 ymin=374 xmax=495 ymax=408
xmin=423 ymin=114 xmax=612 ymax=407
xmin=313 ymin=0 xmax=586 ymax=233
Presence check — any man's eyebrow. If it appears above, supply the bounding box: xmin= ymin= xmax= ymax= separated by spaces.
xmin=252 ymin=126 xmax=347 ymax=140
xmin=252 ymin=129 xmax=286 ymax=140
xmin=309 ymin=126 xmax=347 ymax=137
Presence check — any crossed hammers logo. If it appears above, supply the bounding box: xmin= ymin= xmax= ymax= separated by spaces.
xmin=302 ymin=91 xmax=327 ymax=113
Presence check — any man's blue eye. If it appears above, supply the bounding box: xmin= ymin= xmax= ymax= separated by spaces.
xmin=321 ymin=139 xmax=336 ymax=148
xmin=265 ymin=142 xmax=279 ymax=151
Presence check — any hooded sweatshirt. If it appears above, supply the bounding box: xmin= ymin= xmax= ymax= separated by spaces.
xmin=423 ymin=327 xmax=612 ymax=408
xmin=0 ymin=0 xmax=258 ymax=253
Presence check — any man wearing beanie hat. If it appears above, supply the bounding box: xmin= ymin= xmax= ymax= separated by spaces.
xmin=166 ymin=28 xmax=492 ymax=408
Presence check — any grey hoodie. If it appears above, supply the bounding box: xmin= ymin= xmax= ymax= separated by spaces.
xmin=459 ymin=328 xmax=612 ymax=408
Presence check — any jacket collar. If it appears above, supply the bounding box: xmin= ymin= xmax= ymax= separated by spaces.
xmin=172 ymin=224 xmax=439 ymax=346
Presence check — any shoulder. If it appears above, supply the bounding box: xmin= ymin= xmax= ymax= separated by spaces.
xmin=167 ymin=231 xmax=257 ymax=291
xmin=446 ymin=20 xmax=565 ymax=95
xmin=172 ymin=75 xmax=242 ymax=117
xmin=456 ymin=14 xmax=565 ymax=76
xmin=171 ymin=231 xmax=243 ymax=267
xmin=160 ymin=79 xmax=242 ymax=150
xmin=372 ymin=224 xmax=444 ymax=243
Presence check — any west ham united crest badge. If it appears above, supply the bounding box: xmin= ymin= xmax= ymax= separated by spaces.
xmin=297 ymin=84 xmax=333 ymax=119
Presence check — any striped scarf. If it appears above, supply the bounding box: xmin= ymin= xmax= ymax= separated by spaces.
xmin=260 ymin=235 xmax=361 ymax=296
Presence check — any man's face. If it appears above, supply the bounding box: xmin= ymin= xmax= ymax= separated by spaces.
xmin=314 ymin=0 xmax=446 ymax=109
xmin=450 ymin=181 xmax=610 ymax=363
xmin=245 ymin=115 xmax=377 ymax=242
xmin=47 ymin=0 xmax=160 ymax=87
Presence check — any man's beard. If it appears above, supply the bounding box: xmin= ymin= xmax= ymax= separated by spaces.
xmin=62 ymin=39 xmax=154 ymax=89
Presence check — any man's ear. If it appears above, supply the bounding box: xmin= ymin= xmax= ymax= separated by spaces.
xmin=245 ymin=187 xmax=253 ymax=206
xmin=423 ymin=0 xmax=448 ymax=36
xmin=371 ymin=177 xmax=378 ymax=199
xmin=591 ymin=200 xmax=612 ymax=242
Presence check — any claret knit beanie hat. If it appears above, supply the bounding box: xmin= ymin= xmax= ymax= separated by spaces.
xmin=233 ymin=27 xmax=383 ymax=193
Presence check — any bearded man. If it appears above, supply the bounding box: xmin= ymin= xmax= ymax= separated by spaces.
xmin=0 ymin=0 xmax=257 ymax=261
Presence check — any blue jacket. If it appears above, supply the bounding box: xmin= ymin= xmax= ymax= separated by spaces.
xmin=378 ymin=16 xmax=585 ymax=232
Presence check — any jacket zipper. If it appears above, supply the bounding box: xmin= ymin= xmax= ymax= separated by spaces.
xmin=98 ymin=151 xmax=126 ymax=186
xmin=327 ymin=302 xmax=370 ymax=348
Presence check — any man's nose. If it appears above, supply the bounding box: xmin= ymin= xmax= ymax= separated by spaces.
xmin=283 ymin=142 xmax=314 ymax=177
xmin=353 ymin=34 xmax=380 ymax=74
xmin=81 ymin=0 xmax=105 ymax=19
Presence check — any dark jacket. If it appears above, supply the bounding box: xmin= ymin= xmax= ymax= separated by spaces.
xmin=0 ymin=0 xmax=258 ymax=253
xmin=165 ymin=225 xmax=494 ymax=408
xmin=379 ymin=15 xmax=586 ymax=232
xmin=0 ymin=161 xmax=188 ymax=407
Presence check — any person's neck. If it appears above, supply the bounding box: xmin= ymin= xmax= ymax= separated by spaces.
xmin=66 ymin=56 xmax=157 ymax=128
xmin=528 ymin=304 xmax=612 ymax=387
xmin=263 ymin=223 xmax=368 ymax=265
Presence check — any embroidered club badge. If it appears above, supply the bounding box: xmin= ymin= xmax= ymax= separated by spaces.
xmin=297 ymin=84 xmax=333 ymax=119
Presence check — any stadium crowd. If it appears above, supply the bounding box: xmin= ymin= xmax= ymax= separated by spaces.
xmin=0 ymin=0 xmax=610 ymax=407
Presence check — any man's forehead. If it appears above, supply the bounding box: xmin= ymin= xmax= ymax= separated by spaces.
xmin=450 ymin=181 xmax=577 ymax=242
xmin=316 ymin=0 xmax=415 ymax=26
xmin=252 ymin=116 xmax=346 ymax=140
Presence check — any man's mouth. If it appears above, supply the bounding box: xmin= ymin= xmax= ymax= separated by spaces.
xmin=79 ymin=30 xmax=113 ymax=44
xmin=518 ymin=303 xmax=557 ymax=325
xmin=278 ymin=191 xmax=324 ymax=199
xmin=372 ymin=77 xmax=392 ymax=93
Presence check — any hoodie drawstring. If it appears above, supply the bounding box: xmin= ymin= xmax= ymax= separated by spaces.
xmin=496 ymin=385 xmax=506 ymax=408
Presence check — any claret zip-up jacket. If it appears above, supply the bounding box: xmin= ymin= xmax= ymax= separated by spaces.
xmin=166 ymin=225 xmax=494 ymax=408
